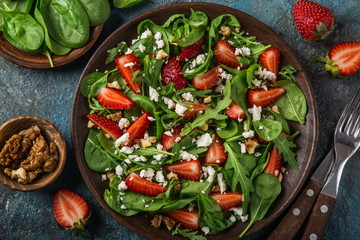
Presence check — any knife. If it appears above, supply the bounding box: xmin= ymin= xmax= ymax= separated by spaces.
xmin=266 ymin=148 xmax=335 ymax=240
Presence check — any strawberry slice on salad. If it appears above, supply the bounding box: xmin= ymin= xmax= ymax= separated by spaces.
xmin=53 ymin=189 xmax=91 ymax=235
xmin=166 ymin=207 xmax=199 ymax=230
xmin=124 ymin=111 xmax=151 ymax=147
xmin=86 ymin=114 xmax=122 ymax=139
xmin=177 ymin=37 xmax=206 ymax=63
xmin=182 ymin=102 xmax=207 ymax=120
xmin=259 ymin=48 xmax=280 ymax=83
xmin=205 ymin=131 xmax=227 ymax=165
xmin=115 ymin=53 xmax=142 ymax=94
xmin=191 ymin=66 xmax=223 ymax=90
xmin=225 ymin=101 xmax=246 ymax=121
xmin=161 ymin=56 xmax=187 ymax=90
xmin=162 ymin=125 xmax=184 ymax=150
xmin=266 ymin=147 xmax=282 ymax=179
xmin=97 ymin=87 xmax=134 ymax=110
xmin=125 ymin=172 xmax=167 ymax=195
xmin=164 ymin=159 xmax=202 ymax=181
xmin=215 ymin=39 xmax=247 ymax=69
xmin=248 ymin=87 xmax=285 ymax=108
xmin=210 ymin=191 xmax=243 ymax=211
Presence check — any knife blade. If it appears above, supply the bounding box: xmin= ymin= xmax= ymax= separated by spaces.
xmin=266 ymin=148 xmax=334 ymax=240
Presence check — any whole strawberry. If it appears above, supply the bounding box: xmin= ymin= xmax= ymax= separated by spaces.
xmin=293 ymin=0 xmax=335 ymax=41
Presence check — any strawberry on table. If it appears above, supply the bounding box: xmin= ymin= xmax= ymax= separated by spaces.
xmin=166 ymin=207 xmax=199 ymax=230
xmin=191 ymin=66 xmax=223 ymax=90
xmin=124 ymin=111 xmax=151 ymax=147
xmin=161 ymin=56 xmax=187 ymax=90
xmin=215 ymin=39 xmax=247 ymax=69
xmin=162 ymin=124 xmax=184 ymax=150
xmin=210 ymin=191 xmax=243 ymax=211
xmin=314 ymin=42 xmax=360 ymax=78
xmin=266 ymin=147 xmax=282 ymax=179
xmin=225 ymin=101 xmax=246 ymax=121
xmin=248 ymin=87 xmax=285 ymax=108
xmin=86 ymin=114 xmax=122 ymax=139
xmin=205 ymin=131 xmax=227 ymax=165
xmin=259 ymin=48 xmax=280 ymax=83
xmin=177 ymin=37 xmax=206 ymax=63
xmin=115 ymin=53 xmax=142 ymax=94
xmin=97 ymin=87 xmax=134 ymax=110
xmin=125 ymin=172 xmax=167 ymax=195
xmin=293 ymin=0 xmax=335 ymax=41
xmin=164 ymin=159 xmax=202 ymax=181
xmin=53 ymin=189 xmax=91 ymax=235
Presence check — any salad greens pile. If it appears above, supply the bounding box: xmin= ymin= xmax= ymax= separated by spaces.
xmin=80 ymin=9 xmax=307 ymax=239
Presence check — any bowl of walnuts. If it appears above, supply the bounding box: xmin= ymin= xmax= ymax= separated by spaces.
xmin=0 ymin=116 xmax=66 ymax=191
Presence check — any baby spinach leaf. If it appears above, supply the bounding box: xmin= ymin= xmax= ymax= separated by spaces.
xmin=239 ymin=173 xmax=281 ymax=238
xmin=172 ymin=224 xmax=206 ymax=240
xmin=262 ymin=108 xmax=290 ymax=134
xmin=131 ymin=94 xmax=157 ymax=116
xmin=105 ymin=41 xmax=128 ymax=65
xmin=77 ymin=0 xmax=110 ymax=26
xmin=246 ymin=64 xmax=260 ymax=89
xmin=80 ymin=71 xmax=109 ymax=98
xmin=215 ymin=119 xmax=239 ymax=139
xmin=273 ymin=133 xmax=299 ymax=171
xmin=272 ymin=80 xmax=307 ymax=124
xmin=137 ymin=19 xmax=170 ymax=54
xmin=40 ymin=0 xmax=90 ymax=48
xmin=113 ymin=0 xmax=142 ymax=8
xmin=231 ymin=70 xmax=251 ymax=126
xmin=253 ymin=118 xmax=282 ymax=142
xmin=180 ymin=180 xmax=214 ymax=199
xmin=209 ymin=14 xmax=240 ymax=42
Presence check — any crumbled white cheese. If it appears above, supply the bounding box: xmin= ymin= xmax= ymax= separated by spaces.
xmin=214 ymin=80 xmax=225 ymax=93
xmin=196 ymin=133 xmax=213 ymax=147
xmin=239 ymin=142 xmax=246 ymax=153
xmin=147 ymin=116 xmax=156 ymax=121
xmin=120 ymin=146 xmax=134 ymax=154
xmin=229 ymin=215 xmax=237 ymax=223
xmin=124 ymin=62 xmax=134 ymax=68
xmin=141 ymin=28 xmax=152 ymax=39
xmin=140 ymin=168 xmax=155 ymax=181
xmin=164 ymin=131 xmax=173 ymax=137
xmin=254 ymin=152 xmax=262 ymax=157
xmin=120 ymin=204 xmax=127 ymax=209
xmin=157 ymin=144 xmax=164 ymax=151
xmin=115 ymin=165 xmax=124 ymax=177
xmin=217 ymin=173 xmax=227 ymax=193
xmin=181 ymin=92 xmax=194 ymax=102
xmin=119 ymin=118 xmax=130 ymax=129
xmin=125 ymin=48 xmax=133 ymax=54
xmin=154 ymin=31 xmax=162 ymax=40
xmin=255 ymin=66 xmax=276 ymax=82
xmin=156 ymin=39 xmax=165 ymax=49
xmin=180 ymin=150 xmax=197 ymax=161
xmin=153 ymin=153 xmax=165 ymax=161
xmin=115 ymin=133 xmax=130 ymax=147
xmin=149 ymin=86 xmax=159 ymax=102
xmin=190 ymin=54 xmax=206 ymax=68
xmin=175 ymin=137 xmax=182 ymax=143
xmin=248 ymin=105 xmax=262 ymax=122
xmin=163 ymin=97 xmax=175 ymax=109
xmin=124 ymin=159 xmax=131 ymax=164
xmin=101 ymin=174 xmax=107 ymax=181
xmin=131 ymin=116 xmax=138 ymax=122
xmin=242 ymin=130 xmax=255 ymax=139
xmin=118 ymin=181 xmax=128 ymax=191
xmin=175 ymin=103 xmax=188 ymax=116
xmin=202 ymin=166 xmax=216 ymax=183
xmin=139 ymin=44 xmax=146 ymax=53
xmin=235 ymin=46 xmax=251 ymax=56
xmin=155 ymin=171 xmax=168 ymax=187
xmin=252 ymin=78 xmax=262 ymax=88
xmin=243 ymin=121 xmax=248 ymax=131
xmin=220 ymin=71 xmax=233 ymax=80
xmin=231 ymin=207 xmax=249 ymax=222
xmin=201 ymin=226 xmax=210 ymax=235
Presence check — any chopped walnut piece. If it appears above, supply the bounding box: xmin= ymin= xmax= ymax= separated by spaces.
xmin=87 ymin=120 xmax=96 ymax=129
xmin=211 ymin=185 xmax=220 ymax=193
xmin=235 ymin=27 xmax=241 ymax=33
xmin=245 ymin=139 xmax=260 ymax=154
xmin=147 ymin=137 xmax=157 ymax=143
xmin=156 ymin=49 xmax=169 ymax=60
xmin=278 ymin=173 xmax=283 ymax=182
xmin=203 ymin=96 xmax=212 ymax=104
xmin=107 ymin=81 xmax=122 ymax=90
xmin=219 ymin=26 xmax=231 ymax=37
xmin=163 ymin=216 xmax=176 ymax=231
xmin=167 ymin=171 xmax=179 ymax=181
xmin=199 ymin=123 xmax=208 ymax=131
xmin=104 ymin=133 xmax=111 ymax=139
xmin=106 ymin=111 xmax=123 ymax=122
xmin=271 ymin=105 xmax=280 ymax=114
xmin=106 ymin=171 xmax=116 ymax=181
xmin=151 ymin=214 xmax=163 ymax=228
xmin=174 ymin=184 xmax=182 ymax=193
xmin=267 ymin=115 xmax=275 ymax=120
xmin=140 ymin=139 xmax=152 ymax=148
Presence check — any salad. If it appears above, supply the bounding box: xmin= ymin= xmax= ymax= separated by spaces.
xmin=80 ymin=9 xmax=307 ymax=239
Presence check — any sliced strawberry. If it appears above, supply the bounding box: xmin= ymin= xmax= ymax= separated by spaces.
xmin=177 ymin=37 xmax=206 ymax=63
xmin=86 ymin=114 xmax=122 ymax=139
xmin=161 ymin=56 xmax=187 ymax=90
xmin=124 ymin=111 xmax=151 ymax=147
xmin=205 ymin=131 xmax=227 ymax=165
xmin=53 ymin=189 xmax=90 ymax=235
xmin=166 ymin=207 xmax=199 ymax=230
xmin=191 ymin=66 xmax=223 ymax=90
xmin=248 ymin=87 xmax=285 ymax=108
xmin=266 ymin=147 xmax=281 ymax=178
xmin=215 ymin=40 xmax=247 ymax=69
xmin=225 ymin=101 xmax=246 ymax=121
xmin=162 ymin=125 xmax=185 ymax=151
xmin=164 ymin=159 xmax=202 ymax=181
xmin=258 ymin=48 xmax=280 ymax=83
xmin=97 ymin=87 xmax=134 ymax=110
xmin=210 ymin=191 xmax=243 ymax=211
xmin=115 ymin=53 xmax=142 ymax=94
xmin=182 ymin=101 xmax=207 ymax=120
xmin=125 ymin=172 xmax=167 ymax=195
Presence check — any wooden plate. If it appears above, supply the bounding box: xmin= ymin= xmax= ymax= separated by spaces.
xmin=0 ymin=25 xmax=103 ymax=69
xmin=71 ymin=3 xmax=318 ymax=239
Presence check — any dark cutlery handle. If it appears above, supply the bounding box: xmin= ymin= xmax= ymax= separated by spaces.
xmin=267 ymin=178 xmax=322 ymax=240
xmin=301 ymin=192 xmax=336 ymax=240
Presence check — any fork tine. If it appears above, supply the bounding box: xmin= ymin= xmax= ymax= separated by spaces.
xmin=336 ymin=88 xmax=360 ymax=133
xmin=344 ymin=98 xmax=360 ymax=135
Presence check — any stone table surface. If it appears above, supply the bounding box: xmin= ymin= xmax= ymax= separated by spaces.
xmin=0 ymin=0 xmax=359 ymax=239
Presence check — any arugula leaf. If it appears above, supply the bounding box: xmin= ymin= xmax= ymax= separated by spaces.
xmin=273 ymin=133 xmax=299 ymax=171
xmin=279 ymin=65 xmax=297 ymax=82
xmin=250 ymin=143 xmax=272 ymax=181
xmin=172 ymin=224 xmax=206 ymax=240
xmin=180 ymin=79 xmax=232 ymax=136
xmin=105 ymin=41 xmax=128 ymax=64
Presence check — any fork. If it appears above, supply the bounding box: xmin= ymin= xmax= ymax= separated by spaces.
xmin=301 ymin=87 xmax=360 ymax=240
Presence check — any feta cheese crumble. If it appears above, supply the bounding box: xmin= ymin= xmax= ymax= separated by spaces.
xmin=231 ymin=207 xmax=249 ymax=222
xmin=138 ymin=44 xmax=146 ymax=53
xmin=180 ymin=150 xmax=197 ymax=161
xmin=217 ymin=173 xmax=227 ymax=193
xmin=115 ymin=165 xmax=123 ymax=177
xmin=201 ymin=226 xmax=210 ymax=235
xmin=163 ymin=97 xmax=175 ymax=109
xmin=119 ymin=118 xmax=130 ymax=129
xmin=118 ymin=181 xmax=128 ymax=191
xmin=155 ymin=171 xmax=168 ymax=187
xmin=242 ymin=130 xmax=255 ymax=139
xmin=181 ymin=92 xmax=194 ymax=102
xmin=164 ymin=131 xmax=173 ymax=137
xmin=175 ymin=103 xmax=187 ymax=116
xmin=124 ymin=62 xmax=134 ymax=68
xmin=202 ymin=166 xmax=216 ymax=182
xmin=140 ymin=28 xmax=152 ymax=39
xmin=196 ymin=133 xmax=213 ymax=147
xmin=115 ymin=133 xmax=130 ymax=147
xmin=140 ymin=168 xmax=155 ymax=181
xmin=149 ymin=86 xmax=159 ymax=102
xmin=248 ymin=105 xmax=262 ymax=122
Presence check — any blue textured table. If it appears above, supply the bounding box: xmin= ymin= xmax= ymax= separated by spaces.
xmin=1 ymin=1 xmax=359 ymax=239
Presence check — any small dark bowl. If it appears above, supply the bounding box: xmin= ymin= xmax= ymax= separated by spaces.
xmin=0 ymin=116 xmax=66 ymax=191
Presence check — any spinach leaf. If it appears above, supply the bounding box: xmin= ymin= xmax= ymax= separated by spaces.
xmin=113 ymin=0 xmax=142 ymax=8
xmin=137 ymin=19 xmax=170 ymax=54
xmin=253 ymin=118 xmax=282 ymax=142
xmin=0 ymin=10 xmax=44 ymax=51
xmin=231 ymin=70 xmax=251 ymax=127
xmin=172 ymin=224 xmax=206 ymax=240
xmin=40 ymin=0 xmax=90 ymax=48
xmin=239 ymin=173 xmax=281 ymax=238
xmin=80 ymin=71 xmax=111 ymax=97
xmin=131 ymin=94 xmax=157 ymax=116
xmin=262 ymin=108 xmax=290 ymax=134
xmin=273 ymin=133 xmax=299 ymax=171
xmin=250 ymin=143 xmax=272 ymax=181
xmin=246 ymin=64 xmax=261 ymax=89
xmin=180 ymin=180 xmax=214 ymax=199
xmin=105 ymin=41 xmax=128 ymax=65
xmin=272 ymin=80 xmax=307 ymax=124
xmin=209 ymin=14 xmax=240 ymax=42
xmin=77 ymin=0 xmax=110 ymax=26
